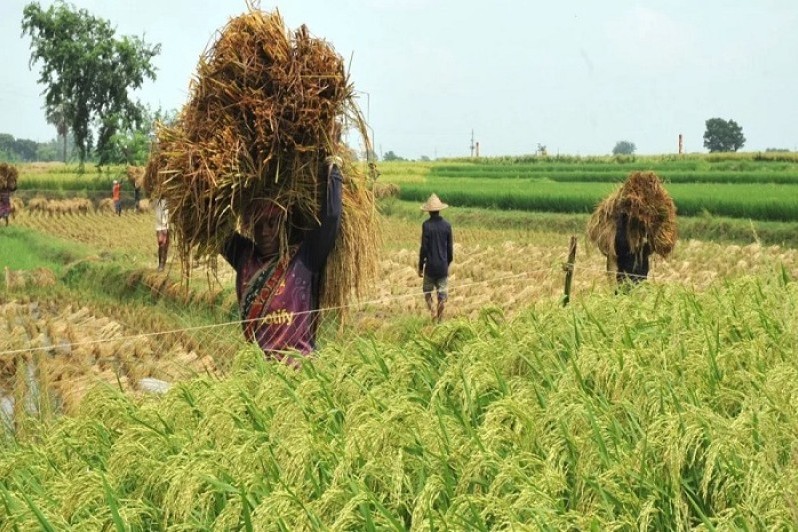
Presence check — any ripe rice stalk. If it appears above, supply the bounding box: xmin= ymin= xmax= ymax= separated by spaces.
xmin=586 ymin=171 xmax=677 ymax=259
xmin=145 ymin=7 xmax=378 ymax=312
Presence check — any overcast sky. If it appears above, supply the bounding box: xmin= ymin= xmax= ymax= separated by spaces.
xmin=1 ymin=0 xmax=796 ymax=159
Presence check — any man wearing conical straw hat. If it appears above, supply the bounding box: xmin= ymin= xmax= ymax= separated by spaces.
xmin=418 ymin=193 xmax=453 ymax=323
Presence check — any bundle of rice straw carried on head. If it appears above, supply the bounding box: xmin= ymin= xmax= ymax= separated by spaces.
xmin=0 ymin=163 xmax=19 ymax=191
xmin=125 ymin=166 xmax=145 ymax=189
xmin=145 ymin=7 xmax=378 ymax=311
xmin=587 ymin=171 xmax=677 ymax=260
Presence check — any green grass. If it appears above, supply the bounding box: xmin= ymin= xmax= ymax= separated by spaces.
xmin=0 ymin=225 xmax=89 ymax=274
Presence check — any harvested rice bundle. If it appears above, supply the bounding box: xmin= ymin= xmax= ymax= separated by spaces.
xmin=587 ymin=171 xmax=677 ymax=259
xmin=98 ymin=198 xmax=116 ymax=212
xmin=27 ymin=196 xmax=49 ymax=213
xmin=0 ymin=162 xmax=19 ymax=191
xmin=126 ymin=165 xmax=145 ymax=189
xmin=146 ymin=7 xmax=377 ymax=310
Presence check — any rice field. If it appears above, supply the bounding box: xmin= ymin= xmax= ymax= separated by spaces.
xmin=1 ymin=276 xmax=798 ymax=529
xmin=398 ymin=179 xmax=798 ymax=221
xmin=3 ymin=157 xmax=798 ymax=528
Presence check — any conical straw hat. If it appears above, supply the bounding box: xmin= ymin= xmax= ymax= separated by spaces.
xmin=420 ymin=193 xmax=448 ymax=211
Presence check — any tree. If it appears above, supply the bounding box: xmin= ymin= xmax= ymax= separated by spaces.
xmin=0 ymin=134 xmax=15 ymax=160
xmin=13 ymin=138 xmax=38 ymax=161
xmin=100 ymin=106 xmax=175 ymax=165
xmin=383 ymin=150 xmax=405 ymax=162
xmin=0 ymin=134 xmax=39 ymax=161
xmin=612 ymin=140 xmax=636 ymax=155
xmin=703 ymin=118 xmax=745 ymax=152
xmin=45 ymin=103 xmax=68 ymax=163
xmin=21 ymin=1 xmax=161 ymax=164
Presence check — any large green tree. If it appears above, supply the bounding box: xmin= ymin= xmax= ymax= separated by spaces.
xmin=21 ymin=1 xmax=161 ymax=164
xmin=703 ymin=118 xmax=746 ymax=153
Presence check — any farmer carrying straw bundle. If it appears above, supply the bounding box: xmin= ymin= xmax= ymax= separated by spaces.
xmin=587 ymin=171 xmax=677 ymax=287
xmin=0 ymin=163 xmax=19 ymax=226
xmin=126 ymin=166 xmax=145 ymax=212
xmin=145 ymin=8 xmax=378 ymax=366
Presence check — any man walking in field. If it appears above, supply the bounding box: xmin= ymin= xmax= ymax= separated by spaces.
xmin=418 ymin=193 xmax=453 ymax=323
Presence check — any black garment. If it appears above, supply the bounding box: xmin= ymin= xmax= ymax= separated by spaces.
xmin=615 ymin=213 xmax=651 ymax=284
xmin=418 ymin=213 xmax=453 ymax=278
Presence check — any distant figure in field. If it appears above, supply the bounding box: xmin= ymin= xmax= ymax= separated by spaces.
xmin=0 ymin=163 xmax=17 ymax=226
xmin=587 ymin=171 xmax=677 ymax=292
xmin=134 ymin=183 xmax=142 ymax=213
xmin=0 ymin=190 xmax=11 ymax=226
xmin=112 ymin=180 xmax=122 ymax=216
xmin=614 ymin=212 xmax=652 ymax=285
xmin=418 ymin=193 xmax=453 ymax=323
xmin=154 ymin=198 xmax=169 ymax=271
xmin=368 ymin=161 xmax=380 ymax=181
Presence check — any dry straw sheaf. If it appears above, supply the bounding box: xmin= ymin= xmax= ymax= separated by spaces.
xmin=98 ymin=198 xmax=116 ymax=212
xmin=145 ymin=7 xmax=378 ymax=310
xmin=26 ymin=198 xmax=93 ymax=215
xmin=373 ymin=182 xmax=400 ymax=200
xmin=126 ymin=165 xmax=145 ymax=189
xmin=0 ymin=162 xmax=19 ymax=191
xmin=587 ymin=171 xmax=677 ymax=259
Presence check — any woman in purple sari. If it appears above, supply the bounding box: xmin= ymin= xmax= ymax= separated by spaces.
xmin=222 ymin=159 xmax=342 ymax=367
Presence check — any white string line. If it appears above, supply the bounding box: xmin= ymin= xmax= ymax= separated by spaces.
xmin=0 ymin=265 xmax=564 ymax=358
xmin=5 ymin=230 xmax=744 ymax=359
xmin=2 ymin=253 xmax=722 ymax=360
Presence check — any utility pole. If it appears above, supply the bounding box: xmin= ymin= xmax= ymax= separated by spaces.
xmin=470 ymin=129 xmax=475 ymax=157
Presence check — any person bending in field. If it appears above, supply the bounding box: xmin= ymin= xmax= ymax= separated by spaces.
xmin=222 ymin=157 xmax=343 ymax=368
xmin=614 ymin=212 xmax=652 ymax=287
xmin=418 ymin=193 xmax=453 ymax=323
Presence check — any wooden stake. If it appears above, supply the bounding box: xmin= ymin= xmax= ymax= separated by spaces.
xmin=562 ymin=236 xmax=577 ymax=307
